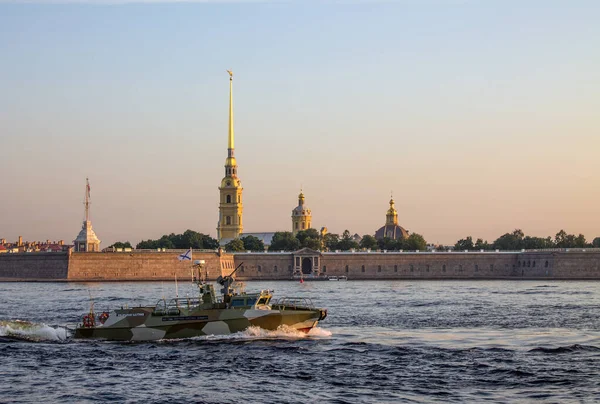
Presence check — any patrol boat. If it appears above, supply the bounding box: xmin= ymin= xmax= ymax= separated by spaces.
xmin=74 ymin=262 xmax=327 ymax=341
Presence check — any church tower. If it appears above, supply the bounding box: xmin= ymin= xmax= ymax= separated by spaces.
xmin=386 ymin=197 xmax=398 ymax=226
xmin=291 ymin=190 xmax=312 ymax=235
xmin=217 ymin=70 xmax=243 ymax=242
xmin=374 ymin=195 xmax=409 ymax=240
xmin=73 ymin=178 xmax=101 ymax=252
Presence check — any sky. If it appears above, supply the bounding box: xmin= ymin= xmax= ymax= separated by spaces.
xmin=0 ymin=0 xmax=599 ymax=247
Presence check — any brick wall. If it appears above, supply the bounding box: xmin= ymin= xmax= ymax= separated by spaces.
xmin=0 ymin=252 xmax=69 ymax=280
xmin=67 ymin=251 xmax=227 ymax=281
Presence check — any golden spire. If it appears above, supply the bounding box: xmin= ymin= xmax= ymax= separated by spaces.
xmin=227 ymin=70 xmax=234 ymax=150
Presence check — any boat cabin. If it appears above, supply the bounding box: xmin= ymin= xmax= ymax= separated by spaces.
xmin=229 ymin=290 xmax=272 ymax=309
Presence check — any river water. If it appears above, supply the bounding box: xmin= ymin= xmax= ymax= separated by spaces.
xmin=1 ymin=280 xmax=600 ymax=403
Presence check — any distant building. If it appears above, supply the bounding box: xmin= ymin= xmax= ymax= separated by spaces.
xmin=374 ymin=197 xmax=409 ymax=240
xmin=0 ymin=237 xmax=70 ymax=253
xmin=291 ymin=191 xmax=312 ymax=235
xmin=73 ymin=178 xmax=101 ymax=252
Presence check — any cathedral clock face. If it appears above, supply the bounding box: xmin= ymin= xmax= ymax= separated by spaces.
xmin=226 ymin=181 xmax=231 ymax=186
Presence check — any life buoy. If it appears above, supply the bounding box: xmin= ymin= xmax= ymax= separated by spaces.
xmin=98 ymin=312 xmax=109 ymax=325
xmin=82 ymin=314 xmax=95 ymax=328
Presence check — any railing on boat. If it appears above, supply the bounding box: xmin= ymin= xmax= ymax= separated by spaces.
xmin=271 ymin=297 xmax=315 ymax=311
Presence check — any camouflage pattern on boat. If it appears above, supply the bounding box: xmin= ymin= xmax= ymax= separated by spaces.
xmin=74 ymin=262 xmax=327 ymax=341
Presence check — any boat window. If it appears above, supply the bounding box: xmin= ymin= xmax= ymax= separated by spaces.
xmin=246 ymin=298 xmax=257 ymax=306
xmin=231 ymin=298 xmax=246 ymax=307
xmin=257 ymin=297 xmax=268 ymax=305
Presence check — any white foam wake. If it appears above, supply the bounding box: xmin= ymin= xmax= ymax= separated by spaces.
xmin=172 ymin=325 xmax=332 ymax=343
xmin=0 ymin=320 xmax=69 ymax=342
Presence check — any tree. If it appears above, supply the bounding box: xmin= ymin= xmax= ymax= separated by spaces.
xmin=454 ymin=236 xmax=474 ymax=251
xmin=593 ymin=237 xmax=600 ymax=248
xmin=405 ymin=233 xmax=427 ymax=251
xmin=493 ymin=229 xmax=525 ymax=250
xmin=295 ymin=229 xmax=321 ymax=250
xmin=522 ymin=236 xmax=554 ymax=250
xmin=135 ymin=230 xmax=218 ymax=250
xmin=337 ymin=230 xmax=359 ymax=251
xmin=224 ymin=238 xmax=245 ymax=252
xmin=359 ymin=235 xmax=378 ymax=250
xmin=323 ymin=233 xmax=340 ymax=251
xmin=474 ymin=238 xmax=490 ymax=250
xmin=108 ymin=241 xmax=132 ymax=249
xmin=268 ymin=232 xmax=301 ymax=252
xmin=240 ymin=235 xmax=265 ymax=252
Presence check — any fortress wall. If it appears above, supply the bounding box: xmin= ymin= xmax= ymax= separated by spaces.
xmin=549 ymin=252 xmax=600 ymax=279
xmin=232 ymin=253 xmax=293 ymax=280
xmin=67 ymin=251 xmax=227 ymax=281
xmin=0 ymin=252 xmax=70 ymax=280
xmin=319 ymin=252 xmax=520 ymax=279
xmin=1 ymin=250 xmax=598 ymax=281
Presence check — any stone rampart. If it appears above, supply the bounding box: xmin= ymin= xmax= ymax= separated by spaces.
xmin=67 ymin=251 xmax=228 ymax=281
xmin=0 ymin=252 xmax=69 ymax=281
xmin=0 ymin=249 xmax=598 ymax=281
xmin=232 ymin=250 xmax=600 ymax=280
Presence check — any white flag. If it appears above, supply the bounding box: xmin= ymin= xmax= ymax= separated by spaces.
xmin=178 ymin=249 xmax=192 ymax=261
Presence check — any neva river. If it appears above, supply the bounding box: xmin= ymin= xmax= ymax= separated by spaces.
xmin=1 ymin=280 xmax=600 ymax=403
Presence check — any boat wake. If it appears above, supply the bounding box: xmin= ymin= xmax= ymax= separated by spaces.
xmin=156 ymin=325 xmax=333 ymax=344
xmin=0 ymin=320 xmax=69 ymax=342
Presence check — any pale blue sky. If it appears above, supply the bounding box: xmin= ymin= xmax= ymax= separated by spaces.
xmin=1 ymin=0 xmax=599 ymax=246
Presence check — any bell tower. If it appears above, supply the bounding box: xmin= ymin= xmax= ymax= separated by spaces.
xmin=291 ymin=190 xmax=312 ymax=235
xmin=217 ymin=70 xmax=243 ymax=241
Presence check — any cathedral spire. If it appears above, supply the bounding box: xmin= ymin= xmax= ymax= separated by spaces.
xmin=227 ymin=69 xmax=234 ymax=152
xmin=218 ymin=70 xmax=243 ymax=242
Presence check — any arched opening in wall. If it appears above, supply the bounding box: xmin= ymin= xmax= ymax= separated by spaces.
xmin=301 ymin=258 xmax=313 ymax=274
xmin=545 ymin=261 xmax=549 ymax=268
xmin=378 ymin=265 xmax=382 ymax=272
xmin=295 ymin=222 xmax=299 ymax=230
xmin=490 ymin=264 xmax=494 ymax=271
xmin=274 ymin=265 xmax=278 ymax=272
xmin=426 ymin=265 xmax=430 ymax=272
xmin=226 ymin=195 xmax=231 ymax=203
xmin=226 ymin=216 xmax=231 ymax=225
xmin=238 ymin=195 xmax=241 ymax=203
xmin=442 ymin=265 xmax=446 ymax=273
xmin=518 ymin=261 xmax=521 ymax=267
xmin=410 ymin=265 xmax=414 ymax=272
xmin=475 ymin=264 xmax=479 ymax=272
xmin=361 ymin=265 xmax=365 ymax=273
xmin=394 ymin=265 xmax=398 ymax=272
xmin=322 ymin=266 xmax=326 ymax=273
xmin=302 ymin=222 xmax=305 ymax=230
xmin=528 ymin=261 xmax=531 ymax=267
xmin=532 ymin=261 xmax=536 ymax=267
xmin=241 ymin=266 xmax=244 ymax=272
xmin=258 ymin=265 xmax=262 ymax=272
xmin=345 ymin=265 xmax=349 ymax=273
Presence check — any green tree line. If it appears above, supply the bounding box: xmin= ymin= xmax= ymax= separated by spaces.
xmin=453 ymin=229 xmax=600 ymax=251
xmin=224 ymin=228 xmax=428 ymax=252
xmin=135 ymin=230 xmax=219 ymax=250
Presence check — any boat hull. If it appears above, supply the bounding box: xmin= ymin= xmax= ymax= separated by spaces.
xmin=74 ymin=307 xmax=325 ymax=341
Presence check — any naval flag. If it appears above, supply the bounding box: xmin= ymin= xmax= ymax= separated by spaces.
xmin=178 ymin=249 xmax=192 ymax=261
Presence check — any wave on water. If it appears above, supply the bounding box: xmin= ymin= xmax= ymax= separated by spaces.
xmin=0 ymin=320 xmax=69 ymax=342
xmin=529 ymin=344 xmax=600 ymax=354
